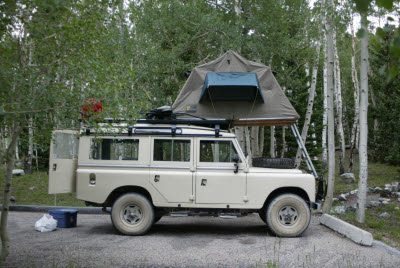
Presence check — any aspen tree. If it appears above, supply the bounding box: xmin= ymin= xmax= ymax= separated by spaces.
xmin=322 ymin=0 xmax=336 ymax=213
xmin=356 ymin=14 xmax=369 ymax=223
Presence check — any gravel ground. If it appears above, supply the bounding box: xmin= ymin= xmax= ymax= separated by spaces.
xmin=3 ymin=212 xmax=400 ymax=268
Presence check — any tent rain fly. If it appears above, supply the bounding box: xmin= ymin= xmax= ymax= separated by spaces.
xmin=172 ymin=51 xmax=299 ymax=126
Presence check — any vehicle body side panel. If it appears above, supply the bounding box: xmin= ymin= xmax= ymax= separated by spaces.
xmin=76 ymin=167 xmax=167 ymax=204
xmin=72 ymin=129 xmax=315 ymax=209
xmin=76 ymin=135 xmax=167 ymax=204
xmin=246 ymin=172 xmax=316 ymax=207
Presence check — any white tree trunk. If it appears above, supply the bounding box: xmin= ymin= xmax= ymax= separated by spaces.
xmin=322 ymin=34 xmax=328 ymax=171
xmin=270 ymin=126 xmax=275 ymax=158
xmin=259 ymin=126 xmax=265 ymax=157
xmin=322 ymin=0 xmax=336 ymax=213
xmin=234 ymin=0 xmax=241 ymax=15
xmin=251 ymin=126 xmax=260 ymax=157
xmin=295 ymin=43 xmax=321 ymax=167
xmin=355 ymin=122 xmax=360 ymax=151
xmin=15 ymin=140 xmax=19 ymax=161
xmin=26 ymin=116 xmax=34 ymax=174
xmin=333 ymin=29 xmax=346 ymax=175
xmin=349 ymin=21 xmax=360 ymax=173
xmin=235 ymin=126 xmax=246 ymax=153
xmin=281 ymin=85 xmax=287 ymax=158
xmin=356 ymin=14 xmax=369 ymax=224
xmin=281 ymin=126 xmax=286 ymax=158
xmin=244 ymin=127 xmax=252 ymax=166
xmin=34 ymin=144 xmax=39 ymax=171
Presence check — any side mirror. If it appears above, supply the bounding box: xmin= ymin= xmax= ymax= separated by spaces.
xmin=233 ymin=154 xmax=239 ymax=173
xmin=233 ymin=154 xmax=239 ymax=163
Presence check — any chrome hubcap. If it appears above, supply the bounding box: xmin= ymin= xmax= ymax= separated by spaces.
xmin=278 ymin=206 xmax=298 ymax=226
xmin=122 ymin=205 xmax=143 ymax=225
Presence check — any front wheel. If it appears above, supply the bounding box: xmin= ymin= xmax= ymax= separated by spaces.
xmin=111 ymin=193 xmax=154 ymax=235
xmin=266 ymin=194 xmax=311 ymax=237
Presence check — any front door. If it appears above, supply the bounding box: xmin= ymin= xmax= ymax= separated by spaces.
xmin=195 ymin=138 xmax=246 ymax=204
xmin=149 ymin=137 xmax=194 ymax=203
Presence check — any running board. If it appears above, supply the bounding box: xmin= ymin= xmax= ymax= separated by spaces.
xmin=169 ymin=211 xmax=242 ymax=218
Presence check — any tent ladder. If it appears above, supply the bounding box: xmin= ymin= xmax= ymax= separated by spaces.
xmin=290 ymin=123 xmax=319 ymax=180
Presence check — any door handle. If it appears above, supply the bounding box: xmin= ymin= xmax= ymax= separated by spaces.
xmin=154 ymin=175 xmax=160 ymax=182
xmin=53 ymin=164 xmax=57 ymax=171
xmin=201 ymin=179 xmax=207 ymax=186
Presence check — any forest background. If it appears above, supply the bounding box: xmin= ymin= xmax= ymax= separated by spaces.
xmin=1 ymin=0 xmax=400 ymax=259
xmin=2 ymin=0 xmax=400 ymax=170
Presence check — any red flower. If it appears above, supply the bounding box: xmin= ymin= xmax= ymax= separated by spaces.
xmin=81 ymin=99 xmax=103 ymax=119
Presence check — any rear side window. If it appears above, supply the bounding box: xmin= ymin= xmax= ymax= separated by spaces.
xmin=200 ymin=140 xmax=238 ymax=162
xmin=52 ymin=132 xmax=79 ymax=159
xmin=153 ymin=139 xmax=190 ymax=162
xmin=90 ymin=139 xmax=139 ymax=160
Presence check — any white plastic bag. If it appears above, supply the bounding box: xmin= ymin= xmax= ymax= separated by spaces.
xmin=35 ymin=214 xmax=57 ymax=232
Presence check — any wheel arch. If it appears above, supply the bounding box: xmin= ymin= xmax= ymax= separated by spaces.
xmin=105 ymin=185 xmax=153 ymax=207
xmin=261 ymin=187 xmax=311 ymax=211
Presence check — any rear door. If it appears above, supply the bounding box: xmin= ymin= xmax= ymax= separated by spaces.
xmin=49 ymin=130 xmax=79 ymax=194
xmin=149 ymin=137 xmax=194 ymax=203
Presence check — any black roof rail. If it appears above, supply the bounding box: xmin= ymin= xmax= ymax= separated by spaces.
xmin=136 ymin=118 xmax=233 ymax=130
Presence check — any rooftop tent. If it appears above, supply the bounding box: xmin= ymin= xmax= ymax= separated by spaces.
xmin=199 ymin=72 xmax=264 ymax=103
xmin=172 ymin=51 xmax=299 ymax=126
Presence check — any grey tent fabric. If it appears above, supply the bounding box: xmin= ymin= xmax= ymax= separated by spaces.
xmin=172 ymin=51 xmax=299 ymax=126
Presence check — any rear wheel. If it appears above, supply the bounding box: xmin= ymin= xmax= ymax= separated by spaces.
xmin=266 ymin=194 xmax=310 ymax=237
xmin=111 ymin=193 xmax=154 ymax=235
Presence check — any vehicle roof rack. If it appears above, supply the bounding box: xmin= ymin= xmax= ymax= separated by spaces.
xmin=136 ymin=118 xmax=233 ymax=130
xmin=140 ymin=105 xmax=234 ymax=131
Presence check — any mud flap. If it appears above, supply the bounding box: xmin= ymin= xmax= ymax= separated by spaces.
xmin=316 ymin=174 xmax=327 ymax=202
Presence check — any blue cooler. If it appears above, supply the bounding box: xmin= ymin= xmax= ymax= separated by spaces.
xmin=48 ymin=209 xmax=78 ymax=228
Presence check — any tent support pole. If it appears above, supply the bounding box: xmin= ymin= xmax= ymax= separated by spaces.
xmin=290 ymin=123 xmax=319 ymax=180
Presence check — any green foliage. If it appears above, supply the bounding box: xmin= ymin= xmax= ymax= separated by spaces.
xmin=376 ymin=0 xmax=395 ymax=10
xmin=369 ymin=30 xmax=400 ymax=165
xmin=0 ymin=0 xmax=152 ymax=169
xmin=0 ymin=0 xmax=399 ymax=170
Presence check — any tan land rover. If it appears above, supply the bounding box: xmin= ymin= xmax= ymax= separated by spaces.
xmin=49 ymin=120 xmax=322 ymax=237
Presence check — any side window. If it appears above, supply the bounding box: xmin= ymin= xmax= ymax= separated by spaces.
xmin=90 ymin=139 xmax=139 ymax=160
xmin=200 ymin=140 xmax=238 ymax=163
xmin=52 ymin=132 xmax=79 ymax=159
xmin=153 ymin=139 xmax=190 ymax=162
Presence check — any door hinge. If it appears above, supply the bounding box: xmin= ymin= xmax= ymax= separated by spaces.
xmin=243 ymin=196 xmax=248 ymax=202
xmin=189 ymin=195 xmax=195 ymax=201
